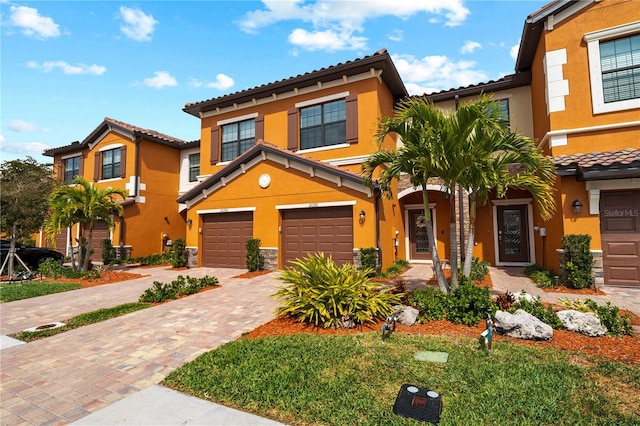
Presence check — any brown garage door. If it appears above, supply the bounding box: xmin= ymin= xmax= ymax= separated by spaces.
xmin=84 ymin=221 xmax=109 ymax=261
xmin=202 ymin=212 xmax=253 ymax=268
xmin=600 ymin=190 xmax=640 ymax=286
xmin=282 ymin=206 xmax=353 ymax=267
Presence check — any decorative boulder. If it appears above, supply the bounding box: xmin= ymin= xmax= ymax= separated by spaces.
xmin=494 ymin=309 xmax=553 ymax=341
xmin=513 ymin=291 xmax=536 ymax=303
xmin=392 ymin=305 xmax=419 ymax=327
xmin=557 ymin=310 xmax=607 ymax=337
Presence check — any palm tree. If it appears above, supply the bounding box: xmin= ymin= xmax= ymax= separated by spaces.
xmin=45 ymin=177 xmax=127 ymax=271
xmin=459 ymin=117 xmax=557 ymax=276
xmin=362 ymin=98 xmax=451 ymax=293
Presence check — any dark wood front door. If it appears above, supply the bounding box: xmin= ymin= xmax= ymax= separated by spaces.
xmin=497 ymin=205 xmax=530 ymax=263
xmin=409 ymin=210 xmax=432 ymax=260
xmin=600 ymin=190 xmax=640 ymax=286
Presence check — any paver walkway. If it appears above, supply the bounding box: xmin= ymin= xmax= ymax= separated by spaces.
xmin=0 ymin=267 xmax=281 ymax=425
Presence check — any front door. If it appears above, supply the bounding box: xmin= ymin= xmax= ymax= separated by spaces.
xmin=497 ymin=205 xmax=530 ymax=263
xmin=409 ymin=210 xmax=432 ymax=260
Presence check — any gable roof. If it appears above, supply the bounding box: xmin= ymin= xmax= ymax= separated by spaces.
xmin=423 ymin=71 xmax=532 ymax=102
xmin=515 ymin=0 xmax=597 ymax=72
xmin=43 ymin=117 xmax=192 ymax=157
xmin=183 ymin=49 xmax=408 ymax=118
xmin=177 ymin=140 xmax=376 ymax=207
xmin=554 ymin=148 xmax=640 ymax=180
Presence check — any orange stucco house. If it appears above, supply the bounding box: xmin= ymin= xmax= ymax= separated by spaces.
xmin=42 ymin=117 xmax=198 ymax=260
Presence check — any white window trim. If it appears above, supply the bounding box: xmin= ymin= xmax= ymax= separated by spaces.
xmin=295 ymin=91 xmax=349 ymax=108
xmin=584 ymin=21 xmax=640 ymax=114
xmin=404 ymin=204 xmax=437 ymax=264
xmin=586 ymin=178 xmax=640 ymax=215
xmin=276 ymin=200 xmax=356 ymax=210
xmin=98 ymin=177 xmax=122 ymax=184
xmin=491 ymin=199 xmax=535 ymax=266
xmin=297 ymin=143 xmax=350 ymax=155
xmin=61 ymin=153 xmax=82 ymax=160
xmin=216 ymin=112 xmax=258 ymax=126
xmin=98 ymin=143 xmax=124 ymax=152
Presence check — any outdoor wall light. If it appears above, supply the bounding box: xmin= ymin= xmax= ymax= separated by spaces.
xmin=186 ymin=218 xmax=193 ymax=226
xmin=359 ymin=210 xmax=366 ymax=224
xmin=572 ymin=199 xmax=583 ymax=213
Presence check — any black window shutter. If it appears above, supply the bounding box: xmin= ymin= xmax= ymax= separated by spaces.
xmin=346 ymin=94 xmax=358 ymax=144
xmin=287 ymin=108 xmax=298 ymax=150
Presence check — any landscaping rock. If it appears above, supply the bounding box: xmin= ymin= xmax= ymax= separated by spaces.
xmin=513 ymin=292 xmax=536 ymax=303
xmin=557 ymin=310 xmax=607 ymax=337
xmin=494 ymin=309 xmax=553 ymax=341
xmin=392 ymin=305 xmax=419 ymax=326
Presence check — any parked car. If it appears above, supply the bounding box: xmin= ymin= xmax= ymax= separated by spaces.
xmin=0 ymin=240 xmax=64 ymax=272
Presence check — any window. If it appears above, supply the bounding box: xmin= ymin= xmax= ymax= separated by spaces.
xmin=599 ymin=34 xmax=640 ymax=103
xmin=497 ymin=99 xmax=510 ymax=128
xmin=584 ymin=22 xmax=640 ymax=114
xmin=63 ymin=157 xmax=80 ymax=184
xmin=102 ymin=148 xmax=121 ymax=180
xmin=300 ymin=99 xmax=346 ymax=150
xmin=189 ymin=153 xmax=200 ymax=182
xmin=221 ymin=119 xmax=255 ymax=162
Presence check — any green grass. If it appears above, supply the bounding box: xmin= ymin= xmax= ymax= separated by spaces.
xmin=0 ymin=280 xmax=82 ymax=302
xmin=164 ymin=333 xmax=640 ymax=426
xmin=9 ymin=302 xmax=151 ymax=342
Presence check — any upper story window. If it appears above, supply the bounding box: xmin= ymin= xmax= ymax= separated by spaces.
xmin=63 ymin=156 xmax=80 ymax=184
xmin=287 ymin=93 xmax=358 ymax=152
xmin=102 ymin=148 xmax=121 ymax=179
xmin=300 ymin=99 xmax=346 ymax=150
xmin=600 ymin=34 xmax=640 ymax=103
xmin=497 ymin=99 xmax=510 ymax=128
xmin=189 ymin=153 xmax=200 ymax=182
xmin=94 ymin=146 xmax=126 ymax=181
xmin=584 ymin=22 xmax=640 ymax=114
xmin=221 ymin=119 xmax=255 ymax=162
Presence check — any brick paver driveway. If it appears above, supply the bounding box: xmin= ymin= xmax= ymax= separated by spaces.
xmin=0 ymin=267 xmax=280 ymax=425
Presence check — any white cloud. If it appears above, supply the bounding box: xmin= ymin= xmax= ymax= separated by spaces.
xmin=119 ymin=6 xmax=158 ymax=42
xmin=9 ymin=5 xmax=60 ymax=39
xmin=238 ymin=0 xmax=469 ymax=52
xmin=27 ymin=60 xmax=107 ymax=75
xmin=9 ymin=120 xmax=37 ymax=132
xmin=288 ymin=28 xmax=366 ymax=51
xmin=0 ymin=136 xmax=50 ymax=156
xmin=510 ymin=40 xmax=521 ymax=60
xmin=189 ymin=74 xmax=235 ymax=91
xmin=392 ymin=53 xmax=489 ymax=95
xmin=143 ymin=71 xmax=177 ymax=89
xmin=461 ymin=40 xmax=481 ymax=54
xmin=387 ymin=29 xmax=403 ymax=42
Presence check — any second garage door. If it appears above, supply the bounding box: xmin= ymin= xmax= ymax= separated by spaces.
xmin=282 ymin=206 xmax=353 ymax=267
xmin=202 ymin=211 xmax=253 ymax=268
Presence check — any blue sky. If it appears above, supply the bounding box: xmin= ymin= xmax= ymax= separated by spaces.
xmin=1 ymin=0 xmax=548 ymax=164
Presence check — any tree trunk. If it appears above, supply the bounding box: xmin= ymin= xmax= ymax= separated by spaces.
xmin=463 ymin=196 xmax=478 ymax=276
xmin=449 ymin=185 xmax=459 ymax=290
xmin=8 ymin=225 xmax=17 ymax=277
xmin=423 ymin=188 xmax=449 ymax=293
xmin=82 ymin=226 xmax=93 ymax=271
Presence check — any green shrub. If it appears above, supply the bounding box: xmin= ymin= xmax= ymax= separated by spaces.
xmin=524 ymin=264 xmax=555 ymax=288
xmin=139 ymin=275 xmax=218 ymax=303
xmin=408 ymin=287 xmax=448 ymax=322
xmin=560 ymin=234 xmax=594 ymax=289
xmin=274 ymin=253 xmax=402 ymax=328
xmin=246 ymin=238 xmax=264 ymax=272
xmin=169 ymin=238 xmax=187 ymax=268
xmin=377 ymin=259 xmax=410 ymax=279
xmin=38 ymin=258 xmax=100 ymax=279
xmin=128 ymin=253 xmax=170 ymax=266
xmin=511 ymin=292 xmax=562 ymax=329
xmin=584 ymin=299 xmax=633 ymax=337
xmin=465 ymin=257 xmax=490 ymax=282
xmin=446 ymin=278 xmax=498 ymax=326
xmin=101 ymin=239 xmax=116 ymax=265
xmin=359 ymin=247 xmax=378 ymax=275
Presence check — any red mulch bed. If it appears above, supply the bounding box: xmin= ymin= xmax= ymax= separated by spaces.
xmin=39 ymin=270 xmax=148 ymax=288
xmin=541 ymin=286 xmax=607 ymax=295
xmin=244 ymin=316 xmax=640 ymax=365
xmin=233 ymin=270 xmax=272 ymax=279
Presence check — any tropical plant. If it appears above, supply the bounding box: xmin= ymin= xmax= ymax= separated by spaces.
xmin=362 ymin=98 xmax=450 ymax=292
xmin=511 ymin=292 xmax=563 ymax=329
xmin=584 ymin=299 xmax=633 ymax=337
xmin=358 ymin=247 xmax=378 ymax=275
xmin=169 ymin=238 xmax=187 ymax=268
xmin=273 ymin=253 xmax=402 ymax=328
xmin=446 ymin=278 xmax=498 ymax=326
xmin=560 ymin=234 xmax=595 ymax=289
xmin=139 ymin=275 xmax=219 ymax=303
xmin=44 ymin=177 xmax=127 ymax=271
xmin=101 ymin=239 xmax=116 ymax=265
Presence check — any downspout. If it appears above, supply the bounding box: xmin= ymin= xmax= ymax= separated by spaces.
xmin=134 ymin=133 xmax=142 ymax=198
xmin=374 ymin=188 xmax=382 ymax=272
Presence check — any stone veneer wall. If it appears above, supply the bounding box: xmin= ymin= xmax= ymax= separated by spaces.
xmin=186 ymin=247 xmax=198 ymax=268
xmin=113 ymin=246 xmax=132 ymax=260
xmin=557 ymin=249 xmax=603 ymax=287
xmin=352 ymin=248 xmax=381 ymax=271
xmin=260 ymin=248 xmax=278 ymax=271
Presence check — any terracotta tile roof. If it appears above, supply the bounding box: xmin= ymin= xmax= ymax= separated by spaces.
xmin=103 ymin=117 xmax=187 ymax=145
xmin=553 ymin=148 xmax=640 ymax=180
xmin=183 ymin=49 xmax=408 ymax=117
xmin=423 ymin=71 xmax=531 ymax=102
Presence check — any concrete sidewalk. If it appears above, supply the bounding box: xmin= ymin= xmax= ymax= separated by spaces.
xmin=1 ymin=266 xmax=284 ymax=425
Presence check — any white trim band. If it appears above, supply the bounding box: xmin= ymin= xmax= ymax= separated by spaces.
xmin=196 ymin=207 xmax=256 ymax=215
xmin=276 ymin=200 xmax=357 ymax=210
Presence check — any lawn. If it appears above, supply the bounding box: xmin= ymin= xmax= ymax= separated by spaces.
xmin=164 ymin=333 xmax=640 ymax=426
xmin=0 ymin=280 xmax=82 ymax=302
